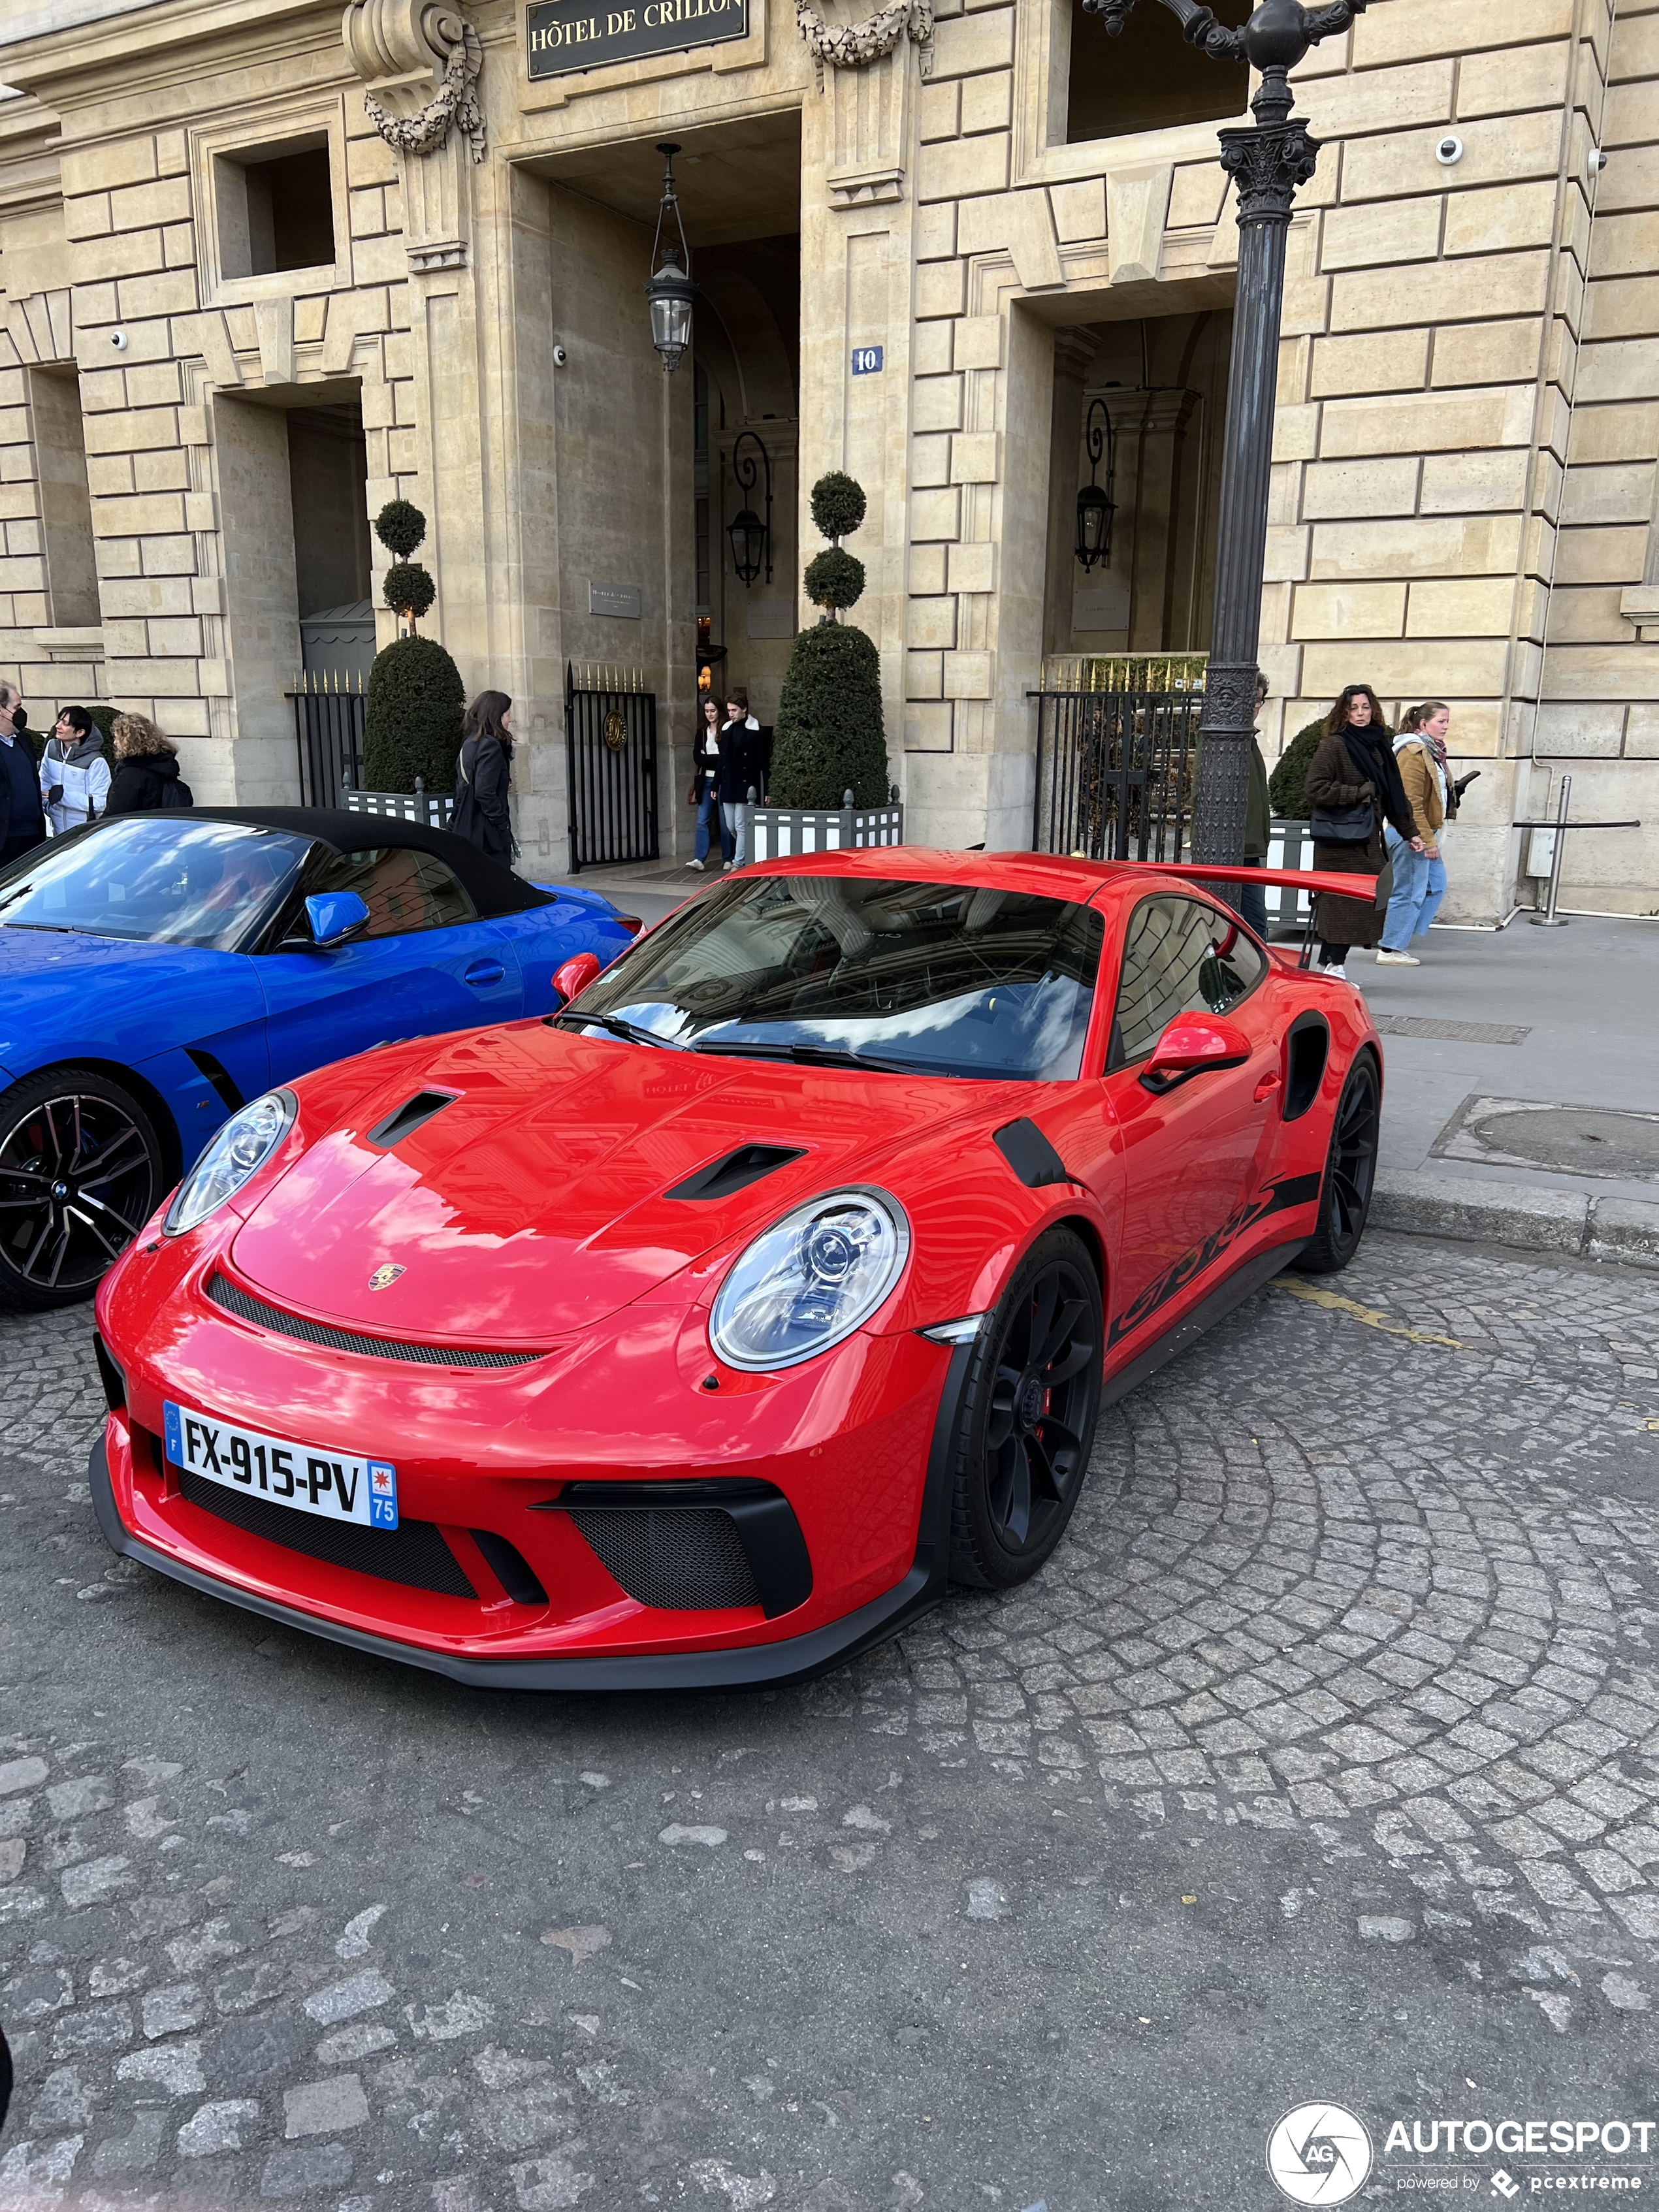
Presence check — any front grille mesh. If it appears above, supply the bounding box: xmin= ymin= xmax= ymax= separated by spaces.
xmin=570 ymin=1507 xmax=760 ymax=1612
xmin=176 ymin=1465 xmax=475 ymax=1597
xmin=206 ymin=1273 xmax=540 ymax=1368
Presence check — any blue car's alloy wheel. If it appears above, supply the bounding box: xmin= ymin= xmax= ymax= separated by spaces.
xmin=0 ymin=1071 xmax=162 ymax=1309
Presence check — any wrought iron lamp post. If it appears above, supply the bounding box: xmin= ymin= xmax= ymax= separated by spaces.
xmin=1082 ymin=0 xmax=1366 ymax=869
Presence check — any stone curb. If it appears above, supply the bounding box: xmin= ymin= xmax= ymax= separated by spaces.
xmin=1372 ymin=1168 xmax=1659 ymax=1271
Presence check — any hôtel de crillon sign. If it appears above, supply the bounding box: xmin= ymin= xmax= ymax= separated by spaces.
xmin=526 ymin=0 xmax=748 ymax=78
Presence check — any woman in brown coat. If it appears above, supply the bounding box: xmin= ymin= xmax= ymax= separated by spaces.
xmin=1302 ymin=683 xmax=1424 ymax=979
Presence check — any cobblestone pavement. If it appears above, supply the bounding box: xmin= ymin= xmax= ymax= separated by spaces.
xmin=2 ymin=1230 xmax=1658 ymax=2210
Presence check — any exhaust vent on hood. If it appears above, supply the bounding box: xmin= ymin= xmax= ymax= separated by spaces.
xmin=366 ymin=1090 xmax=458 ymax=1150
xmin=665 ymin=1144 xmax=807 ymax=1204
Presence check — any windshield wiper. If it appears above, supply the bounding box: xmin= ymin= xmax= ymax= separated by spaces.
xmin=0 ymin=920 xmax=85 ymax=933
xmin=691 ymin=1038 xmax=943 ymax=1076
xmin=552 ymin=1009 xmax=686 ymax=1051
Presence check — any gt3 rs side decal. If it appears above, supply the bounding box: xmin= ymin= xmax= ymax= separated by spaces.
xmin=1106 ymin=1172 xmax=1323 ymax=1348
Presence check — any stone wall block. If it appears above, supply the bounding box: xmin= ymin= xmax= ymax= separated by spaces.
xmin=135 ymin=449 xmax=190 ymax=494
xmin=1297 ymin=57 xmax=1456 ymax=138
xmin=1311 ymin=330 xmax=1429 ymax=397
xmin=948 ymin=541 xmax=995 ymax=594
xmin=907 ymin=595 xmax=958 ymax=649
xmin=918 ymin=135 xmax=1010 ymax=202
xmin=953 ymin=316 xmax=1001 ymax=370
xmin=1560 ymin=459 xmax=1657 ymax=524
xmin=961 ymin=72 xmax=1013 ymax=134
xmin=1440 ymin=178 xmax=1560 ymax=258
xmin=929 ymin=7 xmax=1014 ymax=78
xmin=183 ymin=490 xmax=217 ymax=533
xmin=1291 ymin=581 xmax=1408 ymax=637
xmin=1050 ymin=179 xmax=1105 ymax=244
xmin=1272 ymin=404 xmax=1319 ymax=462
xmin=910 ymin=486 xmax=962 ymax=540
xmin=1280 ymin=276 xmax=1331 ymax=338
xmin=108 ymin=176 xmax=193 ymax=233
xmin=913 ymin=374 xmax=964 ymax=432
xmin=86 ymin=453 xmax=136 ymax=496
xmin=1341 ymin=112 xmax=1565 ymax=202
xmin=1419 ymin=449 xmax=1532 ymax=511
xmin=74 ymin=229 xmax=166 ymax=284
xmin=904 ymin=701 xmax=954 ymax=752
xmin=1406 ymin=576 xmax=1517 ymax=635
xmin=1458 ymin=40 xmax=1571 ymax=118
xmin=1264 ymin=525 xmax=1311 ymax=582
xmin=65 ymin=194 xmax=113 ymax=244
xmin=255 ymin=298 xmax=295 ymax=387
xmin=1577 ymin=338 xmax=1659 ymax=404
xmin=911 ymin=433 xmax=952 ymax=487
xmin=1321 ymin=195 xmax=1442 ymax=270
xmin=1168 ymin=164 xmax=1227 ymax=229
xmin=1317 ymin=387 xmax=1530 ymax=459
xmin=916 ymin=204 xmax=958 ymax=261
xmin=1300 ymin=457 xmax=1421 ymax=519
xmin=64 ymin=137 xmax=158 ymax=196
xmin=950 ymin=432 xmax=999 ymax=483
xmin=1330 ymin=253 xmax=1551 ymax=333
xmin=941 ymin=649 xmax=992 ymax=697
xmin=1352 ymin=0 xmax=1573 ymax=67
xmin=1626 ymin=705 xmax=1659 ymax=757
xmin=1534 ymin=702 xmax=1626 ymax=754
xmin=1106 ymin=165 xmax=1173 ymax=286
xmin=1300 ymin=639 xmax=1511 ymax=696
xmin=909 ymin=544 xmax=948 ymax=595
xmin=906 ymin=649 xmax=944 ymax=697
xmin=916 ymin=259 xmax=968 ymax=319
xmin=1430 ymin=317 xmax=1547 ymax=388
xmin=920 ymin=79 xmax=961 ymax=140
xmin=119 ymin=272 xmax=200 ymax=321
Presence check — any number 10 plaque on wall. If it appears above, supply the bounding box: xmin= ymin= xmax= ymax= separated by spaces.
xmin=526 ymin=0 xmax=747 ymax=77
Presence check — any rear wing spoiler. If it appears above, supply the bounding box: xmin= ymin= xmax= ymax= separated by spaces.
xmin=1108 ymin=861 xmax=1376 ymax=903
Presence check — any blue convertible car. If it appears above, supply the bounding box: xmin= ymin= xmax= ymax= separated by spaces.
xmin=0 ymin=807 xmax=638 ymax=1309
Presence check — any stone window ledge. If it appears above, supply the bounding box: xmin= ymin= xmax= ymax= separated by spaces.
xmin=1618 ymin=586 xmax=1659 ymax=644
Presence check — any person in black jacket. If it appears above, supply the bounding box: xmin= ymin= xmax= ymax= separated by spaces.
xmin=0 ymin=681 xmax=46 ymax=867
xmin=686 ymin=695 xmax=733 ymax=872
xmin=106 ymin=713 xmax=191 ymax=813
xmin=715 ymin=689 xmax=769 ymax=871
xmin=452 ymin=691 xmax=514 ymax=860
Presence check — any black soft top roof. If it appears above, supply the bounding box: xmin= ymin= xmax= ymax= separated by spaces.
xmin=172 ymin=807 xmax=556 ymax=920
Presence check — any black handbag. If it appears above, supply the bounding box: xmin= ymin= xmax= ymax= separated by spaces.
xmin=1310 ymin=798 xmax=1374 ymax=846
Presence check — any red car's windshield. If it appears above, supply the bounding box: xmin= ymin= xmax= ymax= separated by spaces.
xmin=569 ymin=873 xmax=1106 ymax=1081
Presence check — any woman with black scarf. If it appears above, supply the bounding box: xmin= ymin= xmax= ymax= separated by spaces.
xmin=1302 ymin=684 xmax=1425 ymax=980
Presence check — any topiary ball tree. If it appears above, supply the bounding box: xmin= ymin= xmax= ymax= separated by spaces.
xmin=362 ymin=633 xmax=464 ymax=795
xmin=769 ymin=470 xmax=890 ymax=810
xmin=374 ymin=500 xmax=436 ymax=632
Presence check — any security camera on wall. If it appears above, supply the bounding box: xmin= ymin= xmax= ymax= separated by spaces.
xmin=1435 ymin=135 xmax=1464 ymax=166
xmin=110 ymin=329 xmax=129 ymax=351
xmin=553 ymin=344 xmax=569 ymax=367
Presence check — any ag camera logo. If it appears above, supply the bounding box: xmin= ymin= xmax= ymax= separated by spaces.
xmin=1267 ymin=2103 xmax=1375 ymax=2205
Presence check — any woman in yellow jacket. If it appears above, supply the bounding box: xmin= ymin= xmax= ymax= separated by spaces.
xmin=1377 ymin=701 xmax=1457 ymax=965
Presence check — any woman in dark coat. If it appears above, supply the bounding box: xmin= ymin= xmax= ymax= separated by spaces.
xmin=1302 ymin=683 xmax=1424 ymax=979
xmin=451 ymin=691 xmax=513 ymax=860
xmin=106 ymin=713 xmax=191 ymax=813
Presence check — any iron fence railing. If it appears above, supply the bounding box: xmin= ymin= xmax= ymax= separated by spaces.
xmin=1031 ymin=686 xmax=1203 ymax=864
xmin=289 ymin=671 xmax=365 ymax=809
xmin=565 ymin=662 xmax=658 ymax=873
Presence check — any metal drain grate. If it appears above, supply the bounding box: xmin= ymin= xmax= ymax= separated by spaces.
xmin=1370 ymin=1015 xmax=1531 ymax=1046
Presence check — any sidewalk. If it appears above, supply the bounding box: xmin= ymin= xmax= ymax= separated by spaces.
xmin=551 ymin=859 xmax=1659 ymax=1267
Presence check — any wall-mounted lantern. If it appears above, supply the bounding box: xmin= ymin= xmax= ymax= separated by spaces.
xmin=645 ymin=142 xmax=694 ymax=375
xmin=726 ymin=430 xmax=773 ymax=587
xmin=1074 ymin=396 xmax=1116 ymax=573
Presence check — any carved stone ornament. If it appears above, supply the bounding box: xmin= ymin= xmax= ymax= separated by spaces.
xmin=342 ymin=0 xmax=487 ymax=163
xmin=1217 ymin=116 xmax=1319 ymax=221
xmin=795 ymin=0 xmax=933 ymax=71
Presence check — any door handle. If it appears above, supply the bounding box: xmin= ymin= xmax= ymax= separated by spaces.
xmin=1253 ymin=1071 xmax=1282 ymax=1102
xmin=464 ymin=960 xmax=506 ymax=987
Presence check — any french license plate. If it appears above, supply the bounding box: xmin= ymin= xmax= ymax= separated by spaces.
xmin=163 ymin=1402 xmax=398 ymax=1530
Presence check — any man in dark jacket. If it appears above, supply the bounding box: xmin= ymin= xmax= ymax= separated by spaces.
xmin=0 ymin=681 xmax=46 ymax=868
xmin=716 ymin=690 xmax=769 ymax=871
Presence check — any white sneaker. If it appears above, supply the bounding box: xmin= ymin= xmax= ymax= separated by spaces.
xmin=1319 ymin=960 xmax=1347 ymax=980
xmin=722 ymin=861 xmax=734 ymax=873
xmin=1374 ymin=949 xmax=1419 ymax=966
xmin=686 ymin=859 xmax=705 ymax=872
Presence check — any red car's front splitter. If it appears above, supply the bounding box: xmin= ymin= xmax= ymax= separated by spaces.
xmin=88 ymin=1337 xmax=976 ymax=1692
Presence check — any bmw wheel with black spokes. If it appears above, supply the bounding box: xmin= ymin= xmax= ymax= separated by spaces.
xmin=1294 ymin=1051 xmax=1380 ymax=1275
xmin=0 ymin=1070 xmax=163 ymax=1311
xmin=949 ymin=1226 xmax=1104 ymax=1590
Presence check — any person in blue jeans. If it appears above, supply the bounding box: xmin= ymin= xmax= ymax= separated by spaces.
xmin=686 ymin=696 xmax=733 ymax=871
xmin=1377 ymin=701 xmax=1455 ymax=965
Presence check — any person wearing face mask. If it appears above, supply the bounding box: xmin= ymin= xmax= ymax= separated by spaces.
xmin=39 ymin=703 xmax=112 ymax=836
xmin=0 ymin=681 xmax=47 ymax=869
xmin=1376 ymin=700 xmax=1477 ymax=966
xmin=1302 ymin=682 xmax=1424 ymax=982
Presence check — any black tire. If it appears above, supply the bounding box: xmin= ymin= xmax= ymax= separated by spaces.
xmin=948 ymin=1227 xmax=1104 ymax=1590
xmin=0 ymin=1069 xmax=163 ymax=1311
xmin=1295 ymin=1051 xmax=1380 ymax=1276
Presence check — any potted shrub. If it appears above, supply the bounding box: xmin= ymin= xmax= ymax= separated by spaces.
xmin=357 ymin=502 xmax=464 ymax=824
xmin=750 ymin=472 xmax=902 ymax=861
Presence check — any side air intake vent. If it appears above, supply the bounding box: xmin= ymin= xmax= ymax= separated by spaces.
xmin=666 ymin=1144 xmax=807 ymax=1203
xmin=547 ymin=1479 xmax=812 ymax=1618
xmin=367 ymin=1090 xmax=457 ymax=1149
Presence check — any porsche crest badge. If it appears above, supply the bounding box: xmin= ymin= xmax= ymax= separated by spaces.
xmin=368 ymin=1264 xmax=406 ymax=1292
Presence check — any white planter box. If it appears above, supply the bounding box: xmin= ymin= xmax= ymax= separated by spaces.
xmin=1264 ymin=816 xmax=1313 ymax=932
xmin=344 ymin=786 xmax=454 ymax=829
xmin=748 ymin=798 xmax=904 ymax=861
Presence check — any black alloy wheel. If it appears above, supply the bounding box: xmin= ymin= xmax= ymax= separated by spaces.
xmin=948 ymin=1227 xmax=1104 ymax=1590
xmin=0 ymin=1070 xmax=163 ymax=1311
xmin=1295 ymin=1051 xmax=1380 ymax=1276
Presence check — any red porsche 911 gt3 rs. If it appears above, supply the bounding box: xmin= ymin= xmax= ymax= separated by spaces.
xmin=91 ymin=850 xmax=1383 ymax=1689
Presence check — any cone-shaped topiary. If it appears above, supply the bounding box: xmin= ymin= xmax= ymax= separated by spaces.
xmin=769 ymin=471 xmax=890 ymax=809
xmin=362 ymin=633 xmax=464 ymax=795
xmin=769 ymin=624 xmax=890 ymax=809
xmin=802 ymin=547 xmax=865 ymax=613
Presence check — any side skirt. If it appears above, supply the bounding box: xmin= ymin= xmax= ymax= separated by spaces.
xmin=1100 ymin=1234 xmax=1306 ymax=1411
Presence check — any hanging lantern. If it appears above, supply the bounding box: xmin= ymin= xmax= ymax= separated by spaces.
xmin=725 ymin=430 xmax=773 ymax=587
xmin=645 ymin=142 xmax=694 ymax=374
xmin=1075 ymin=396 xmax=1116 ymax=572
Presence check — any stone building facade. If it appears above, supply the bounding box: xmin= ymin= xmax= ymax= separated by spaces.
xmin=1 ymin=0 xmax=1656 ymax=919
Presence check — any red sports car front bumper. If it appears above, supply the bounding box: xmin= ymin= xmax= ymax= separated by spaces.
xmin=91 ymin=1247 xmax=971 ymax=1690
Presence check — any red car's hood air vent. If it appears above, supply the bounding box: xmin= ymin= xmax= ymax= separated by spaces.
xmin=205 ymin=1273 xmax=540 ymax=1368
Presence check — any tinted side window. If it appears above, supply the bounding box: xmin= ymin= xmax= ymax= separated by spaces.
xmin=315 ymin=846 xmax=477 ymax=938
xmin=1110 ymin=896 xmax=1266 ymax=1066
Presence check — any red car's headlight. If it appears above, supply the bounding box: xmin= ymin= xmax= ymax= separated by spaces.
xmin=164 ymin=1089 xmax=297 ymax=1237
xmin=709 ymin=1187 xmax=910 ymax=1371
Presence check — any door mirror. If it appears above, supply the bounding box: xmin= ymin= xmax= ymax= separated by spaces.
xmin=303 ymin=890 xmax=371 ymax=951
xmin=553 ymin=951 xmax=603 ymax=1005
xmin=1140 ymin=1014 xmax=1251 ymax=1093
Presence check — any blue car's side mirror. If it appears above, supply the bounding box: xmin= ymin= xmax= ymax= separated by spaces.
xmin=304 ymin=891 xmax=371 ymax=951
